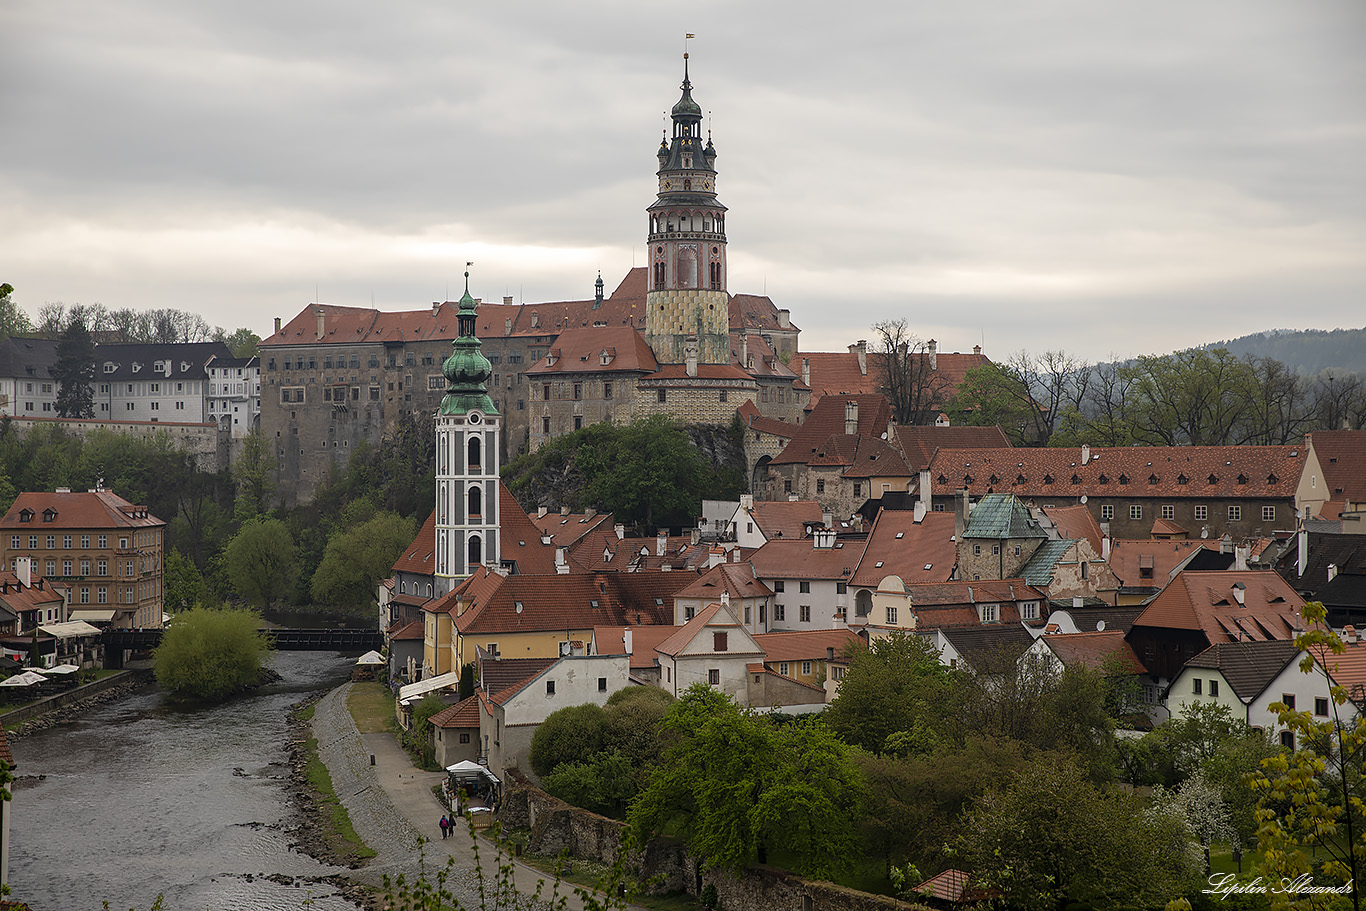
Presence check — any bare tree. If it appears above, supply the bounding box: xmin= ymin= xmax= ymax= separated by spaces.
xmin=871 ymin=318 xmax=952 ymax=424
xmin=1312 ymin=370 xmax=1365 ymax=431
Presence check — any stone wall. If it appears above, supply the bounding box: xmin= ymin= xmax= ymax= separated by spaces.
xmin=5 ymin=416 xmax=227 ymax=472
xmin=497 ymin=770 xmax=932 ymax=911
xmin=0 ymin=670 xmax=137 ymax=727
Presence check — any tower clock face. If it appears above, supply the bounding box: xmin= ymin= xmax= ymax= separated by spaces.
xmin=662 ymin=180 xmax=672 ymax=190
xmin=702 ymin=180 xmax=712 ymax=190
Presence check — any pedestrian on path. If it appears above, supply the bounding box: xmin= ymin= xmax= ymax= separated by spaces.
xmin=440 ymin=814 xmax=450 ymax=839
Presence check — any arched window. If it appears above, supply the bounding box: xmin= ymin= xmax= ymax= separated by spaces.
xmin=469 ymin=485 xmax=482 ymax=519
xmin=468 ymin=436 xmax=481 ymax=471
xmin=468 ymin=534 xmax=482 ymax=568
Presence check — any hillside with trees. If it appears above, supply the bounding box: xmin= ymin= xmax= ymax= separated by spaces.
xmin=1198 ymin=326 xmax=1366 ymax=375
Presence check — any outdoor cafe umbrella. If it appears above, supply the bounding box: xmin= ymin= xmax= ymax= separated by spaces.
xmin=0 ymin=671 xmax=48 ymax=687
xmin=38 ymin=664 xmax=80 ymax=675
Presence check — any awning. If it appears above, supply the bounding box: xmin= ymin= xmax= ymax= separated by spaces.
xmin=70 ymin=610 xmax=118 ymax=623
xmin=398 ymin=670 xmax=461 ymax=705
xmin=39 ymin=664 xmax=80 ymax=675
xmin=446 ymin=760 xmax=500 ymax=786
xmin=39 ymin=620 xmax=103 ymax=639
xmin=356 ymin=650 xmax=385 ymax=666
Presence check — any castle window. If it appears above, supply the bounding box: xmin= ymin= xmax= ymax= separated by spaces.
xmin=603 ymin=382 xmax=613 ymax=399
xmin=657 ymin=389 xmax=667 ymax=403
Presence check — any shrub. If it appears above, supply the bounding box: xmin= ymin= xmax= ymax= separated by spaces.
xmin=153 ymin=606 xmax=272 ymax=701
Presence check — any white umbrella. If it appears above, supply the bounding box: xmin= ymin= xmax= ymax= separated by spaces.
xmin=39 ymin=664 xmax=80 ymax=675
xmin=0 ymin=671 xmax=48 ymax=687
xmin=356 ymin=650 xmax=385 ymax=665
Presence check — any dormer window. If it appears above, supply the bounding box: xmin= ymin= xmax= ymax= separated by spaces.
xmin=1016 ymin=474 xmax=1026 ymax=485
xmin=1208 ymin=474 xmax=1219 ymax=484
xmin=1267 ymin=473 xmax=1279 ymax=484
xmin=1119 ymin=474 xmax=1130 ymax=485
xmin=1098 ymin=474 xmax=1109 ymax=485
xmin=1237 ymin=474 xmax=1248 ymax=485
xmin=1148 ymin=474 xmax=1158 ymax=485
xmin=1043 ymin=474 xmax=1054 ymax=485
xmin=18 ymin=509 xmax=33 ymax=523
xmin=1071 ymin=474 xmax=1081 ymax=484
xmin=1177 ymin=474 xmax=1189 ymax=485
xmin=988 ymin=475 xmax=999 ymax=485
xmin=42 ymin=508 xmax=57 ymax=522
xmin=103 ymin=363 xmax=116 ymax=374
xmin=131 ymin=362 xmax=142 ymax=373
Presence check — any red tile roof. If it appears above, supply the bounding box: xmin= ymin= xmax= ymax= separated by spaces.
xmin=386 ymin=619 xmax=425 ymax=641
xmin=498 ymin=484 xmax=560 ymax=575
xmin=800 ymin=350 xmax=990 ymax=408
xmin=1038 ymin=630 xmax=1146 ymax=674
xmin=915 ymin=869 xmax=973 ymax=903
xmin=1309 ymin=431 xmax=1366 ymax=506
xmin=749 ymin=538 xmax=865 ymax=581
xmin=1132 ymin=570 xmax=1305 ymax=643
xmin=1150 ymin=517 xmax=1190 ymax=537
xmin=772 ymin=395 xmax=896 ymax=466
xmin=730 ymin=294 xmax=799 ymax=333
xmin=443 ymin=567 xmax=685 ymax=636
xmin=894 ymin=425 xmax=1012 ymax=471
xmin=849 ymin=511 xmax=958 ymax=587
xmin=525 ymin=327 xmax=659 ymax=376
xmin=749 ymin=501 xmax=823 ymax=541
xmin=592 ymin=624 xmax=682 ymax=670
xmin=753 ymin=629 xmax=860 ymax=662
xmin=430 ymin=695 xmax=480 ymax=729
xmin=530 ymin=511 xmax=614 ymax=548
xmin=736 ymin=400 xmax=798 ymax=439
xmin=0 ymin=571 xmax=66 ymax=616
xmin=393 ymin=513 xmax=437 ymax=574
xmin=926 ymin=445 xmax=1306 ymax=499
xmin=2 ymin=489 xmax=165 ymax=531
xmin=1108 ymin=539 xmax=1213 ymax=590
xmin=1042 ymin=504 xmax=1105 ymax=553
xmin=674 ymin=562 xmax=774 ymax=601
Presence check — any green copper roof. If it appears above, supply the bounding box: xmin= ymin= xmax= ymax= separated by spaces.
xmin=1021 ymin=540 xmax=1074 ymax=586
xmin=963 ymin=494 xmax=1047 ymax=540
xmin=439 ymin=273 xmax=498 ymax=417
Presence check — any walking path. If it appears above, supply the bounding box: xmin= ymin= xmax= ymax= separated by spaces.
xmin=310 ymin=681 xmax=619 ymax=910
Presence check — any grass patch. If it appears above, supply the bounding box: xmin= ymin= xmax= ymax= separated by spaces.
xmin=299 ymin=703 xmax=377 ymax=862
xmin=347 ymin=680 xmax=399 ymax=734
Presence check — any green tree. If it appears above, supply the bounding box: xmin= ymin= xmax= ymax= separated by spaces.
xmin=219 ymin=327 xmax=262 ymax=358
xmin=223 ymin=519 xmax=298 ymax=611
xmin=310 ymin=511 xmax=416 ymax=608
xmin=543 ymin=752 xmax=638 ymax=818
xmin=1251 ymin=601 xmax=1366 ymax=909
xmin=153 ymin=606 xmax=273 ymax=701
xmin=959 ymin=759 xmax=1200 ymax=911
xmin=592 ymin=416 xmax=712 ymax=527
xmin=628 ymin=685 xmax=859 ymax=878
xmin=954 ymin=361 xmax=1042 ymax=444
xmin=0 ymin=282 xmax=34 ymax=340
xmin=528 ymin=703 xmax=607 ymax=778
xmin=824 ymin=632 xmax=961 ymax=755
xmin=54 ymin=316 xmax=96 ymax=418
xmin=403 ymin=694 xmax=447 ymax=770
xmin=163 ymin=547 xmax=209 ymax=614
xmin=233 ymin=429 xmax=276 ymax=520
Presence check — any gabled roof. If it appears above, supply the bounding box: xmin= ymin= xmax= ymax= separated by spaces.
xmin=894 ymin=425 xmax=1012 ymax=472
xmin=730 ymin=294 xmax=799 ymax=334
xmin=0 ymin=571 xmax=66 ymax=614
xmin=1 ymin=489 xmax=164 ymax=530
xmin=1038 ymin=630 xmax=1146 ymax=675
xmin=592 ymin=624 xmax=682 ymax=669
xmin=1309 ymin=431 xmax=1366 ymax=505
xmin=1151 ymin=517 xmax=1190 ymax=538
xmin=445 ymin=566 xmax=684 ymax=635
xmin=498 ymin=484 xmax=560 ymax=574
xmin=1041 ymin=504 xmax=1104 ymax=552
xmin=674 ymin=562 xmax=773 ymax=601
xmin=430 ymin=695 xmax=481 ymax=729
xmin=905 ymin=580 xmax=1047 ymax=630
xmin=736 ymin=400 xmax=798 ymax=439
xmin=754 ymin=629 xmax=861 ymax=662
xmin=1109 ymin=539 xmax=1213 ymax=591
xmin=963 ymin=494 xmax=1047 ymax=540
xmin=1316 ymin=642 xmax=1366 ymax=706
xmin=849 ymin=511 xmax=957 ymax=588
xmin=926 ymin=445 xmax=1305 ymax=500
xmin=386 ymin=619 xmax=425 ymax=641
xmin=749 ymin=537 xmax=865 ymax=582
xmin=771 ymin=395 xmax=896 ymax=466
xmin=934 ymin=624 xmax=1035 ymax=664
xmin=0 ymin=336 xmax=58 ymax=380
xmin=525 ymin=327 xmax=659 ymax=376
xmin=1132 ymin=570 xmax=1305 ymax=644
xmin=748 ymin=500 xmax=823 ymax=541
xmin=478 ymin=654 xmax=560 ymax=699
xmin=655 ymin=602 xmax=763 ymax=658
xmin=1181 ymin=640 xmax=1303 ymax=702
xmin=1050 ymin=605 xmax=1146 ymax=634
xmin=393 ymin=513 xmax=437 ymax=574
xmin=1020 ymin=540 xmax=1078 ymax=586
xmin=530 ymin=510 xmax=614 ymax=548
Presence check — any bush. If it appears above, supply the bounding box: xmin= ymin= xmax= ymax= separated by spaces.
xmin=153 ymin=606 xmax=272 ymax=701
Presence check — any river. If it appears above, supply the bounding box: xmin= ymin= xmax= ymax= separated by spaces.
xmin=7 ymin=651 xmax=367 ymax=911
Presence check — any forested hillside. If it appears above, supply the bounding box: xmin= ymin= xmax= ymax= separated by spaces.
xmin=1198 ymin=327 xmax=1366 ymax=375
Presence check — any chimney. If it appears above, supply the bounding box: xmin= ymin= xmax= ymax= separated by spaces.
xmin=845 ymin=400 xmax=859 ymax=436
xmin=1073 ymin=596 xmax=1084 ymax=609
xmin=432 ymin=301 xmax=441 ymax=315
xmin=315 ymin=306 xmax=325 ymax=340
xmin=691 ymin=528 xmax=701 ymax=546
xmin=802 ymin=357 xmax=810 ymax=387
xmin=1345 ymin=625 xmax=1358 ymax=645
xmin=537 ymin=506 xmax=548 ymax=518
xmin=913 ymin=501 xmax=926 ymax=524
xmin=615 ymin=524 xmax=625 ymax=540
xmin=1235 ymin=545 xmax=1250 ymax=572
xmin=778 ymin=309 xmax=790 ymax=329
xmin=857 ymin=340 xmax=867 ymax=376
xmin=16 ymin=556 xmax=31 ymax=588
xmin=731 ymin=548 xmax=741 ymax=563
xmin=709 ymin=546 xmax=726 ymax=568
xmin=561 ymin=505 xmax=570 ymax=516
xmin=927 ymin=339 xmax=937 ymax=371
xmin=814 ymin=528 xmax=836 ymax=549
xmin=1298 ymin=526 xmax=1308 ymax=578
xmin=623 ymin=628 xmax=633 ymax=655
xmin=740 ymin=331 xmax=749 ymax=368
xmin=505 ymin=317 xmax=513 ymax=334
xmin=1080 ymin=444 xmax=1090 ymax=465
xmin=974 ymin=344 xmax=981 ymax=356
xmin=741 ymin=494 xmax=754 ymax=511
xmin=540 ymin=533 xmax=553 ymax=545
xmin=503 ymin=295 xmax=513 ymax=306
xmin=918 ymin=469 xmax=932 ymax=514
xmin=274 ymin=316 xmax=282 ymax=335
xmin=955 ymin=489 xmax=970 ymax=537
xmin=656 ymin=531 xmax=667 ymax=557
xmin=555 ymin=547 xmax=569 ymax=574
xmin=822 ymin=512 xmax=833 ymax=527
xmin=531 ymin=311 xmax=539 ymax=329
xmin=1102 ymin=535 xmax=1111 ymax=562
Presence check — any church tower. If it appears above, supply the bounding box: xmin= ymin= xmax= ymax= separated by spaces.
xmin=434 ymin=270 xmax=501 ymax=597
xmin=645 ymin=55 xmax=730 ymax=366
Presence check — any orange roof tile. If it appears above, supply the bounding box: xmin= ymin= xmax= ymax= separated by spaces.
xmin=1108 ymin=539 xmax=1213 ymax=590
xmin=530 ymin=511 xmax=614 ymax=548
xmin=754 ymin=629 xmax=860 ymax=662
xmin=674 ymin=562 xmax=773 ymax=601
xmin=894 ymin=425 xmax=1012 ymax=471
xmin=592 ymin=624 xmax=682 ymax=670
xmin=447 ymin=567 xmax=685 ymax=636
xmin=1310 ymin=431 xmax=1366 ymax=505
xmin=525 ymin=327 xmax=659 ymax=376
xmin=749 ymin=501 xmax=824 ymax=541
xmin=849 ymin=511 xmax=957 ymax=587
xmin=393 ymin=513 xmax=437 ymax=573
xmin=749 ymin=538 xmax=865 ymax=581
xmin=772 ymin=395 xmax=896 ymax=466
xmin=2 ymin=489 xmax=165 ymax=531
xmin=1039 ymin=630 xmax=1146 ymax=674
xmin=1042 ymin=504 xmax=1105 ymax=552
xmin=736 ymin=400 xmax=798 ymax=438
xmin=1132 ymin=570 xmax=1304 ymax=643
xmin=430 ymin=695 xmax=481 ymax=729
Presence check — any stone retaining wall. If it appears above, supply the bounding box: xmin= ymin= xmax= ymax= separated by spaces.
xmin=0 ymin=671 xmax=137 ymax=727
xmin=497 ymin=770 xmax=932 ymax=911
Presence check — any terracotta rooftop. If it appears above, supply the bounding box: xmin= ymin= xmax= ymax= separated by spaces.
xmin=530 ymin=510 xmax=614 ymax=548
xmin=748 ymin=500 xmax=823 ymax=541
xmin=736 ymin=400 xmax=798 ymax=439
xmin=749 ymin=538 xmax=865 ymax=581
xmin=1038 ymin=630 xmax=1146 ymax=675
xmin=771 ymin=394 xmax=896 ymax=466
xmin=1 ymin=489 xmax=165 ymax=531
xmin=1109 ymin=539 xmax=1213 ymax=591
xmin=525 ymin=327 xmax=659 ymax=376
xmin=926 ymin=445 xmax=1306 ymax=500
xmin=754 ymin=628 xmax=861 ymax=662
xmin=674 ymin=562 xmax=773 ymax=601
xmin=478 ymin=654 xmax=560 ymax=700
xmin=430 ymin=695 xmax=481 ymax=729
xmin=1041 ymin=504 xmax=1105 ymax=552
xmin=1309 ymin=431 xmax=1366 ymax=506
xmin=591 ymin=624 xmax=682 ymax=670
xmin=894 ymin=425 xmax=1012 ymax=471
xmin=386 ymin=619 xmax=425 ymax=641
xmin=799 ymin=349 xmax=989 ymax=409
xmin=441 ymin=567 xmax=685 ymax=636
xmin=393 ymin=513 xmax=438 ymax=574
xmin=1132 ymin=570 xmax=1305 ymax=644
xmin=849 ymin=511 xmax=958 ymax=588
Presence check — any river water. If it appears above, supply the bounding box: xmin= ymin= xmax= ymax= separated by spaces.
xmin=8 ymin=651 xmax=367 ymax=911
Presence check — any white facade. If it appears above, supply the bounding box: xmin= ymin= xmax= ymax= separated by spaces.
xmin=1 ymin=376 xmax=58 ymax=416
xmin=434 ymin=408 xmax=501 ymax=597
xmin=767 ymin=577 xmax=849 ymax=630
xmin=206 ymin=356 xmax=261 ymax=437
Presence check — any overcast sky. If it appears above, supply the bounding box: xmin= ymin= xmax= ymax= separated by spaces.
xmin=2 ymin=1 xmax=1362 ymax=362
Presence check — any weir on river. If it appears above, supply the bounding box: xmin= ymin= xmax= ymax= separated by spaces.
xmin=8 ymin=651 xmax=368 ymax=911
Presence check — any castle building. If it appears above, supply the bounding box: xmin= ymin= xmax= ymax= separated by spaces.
xmin=259 ymin=58 xmax=807 ymax=505
xmin=434 ymin=273 xmax=501 ymax=597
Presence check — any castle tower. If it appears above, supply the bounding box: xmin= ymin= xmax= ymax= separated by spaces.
xmin=645 ymin=54 xmax=730 ymax=366
xmin=434 ymin=270 xmax=501 ymax=597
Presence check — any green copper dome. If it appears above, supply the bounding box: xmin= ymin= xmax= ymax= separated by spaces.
xmin=671 ymin=55 xmax=702 ymax=121
xmin=439 ymin=273 xmax=498 ymax=417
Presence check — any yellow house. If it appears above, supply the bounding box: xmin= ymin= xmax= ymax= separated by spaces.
xmin=423 ymin=566 xmax=688 ymax=673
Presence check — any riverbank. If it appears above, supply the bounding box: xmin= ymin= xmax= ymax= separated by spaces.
xmin=1 ymin=670 xmax=145 ymax=736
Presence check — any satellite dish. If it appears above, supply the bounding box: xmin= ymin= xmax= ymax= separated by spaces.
xmin=1096 ymin=619 xmax=1106 ymax=632
xmin=1080 ymin=495 xmax=1088 ymax=504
